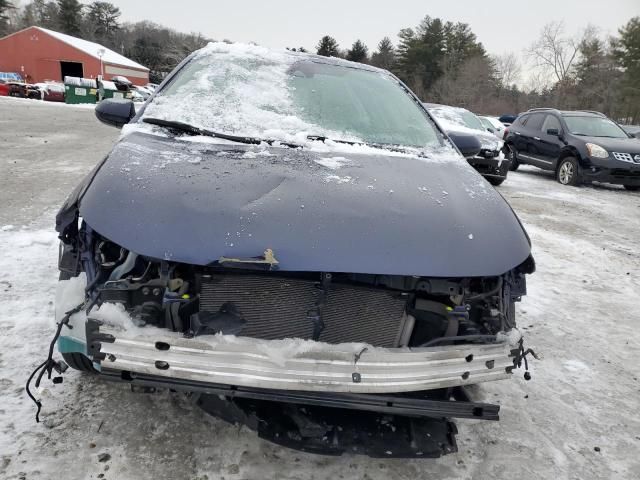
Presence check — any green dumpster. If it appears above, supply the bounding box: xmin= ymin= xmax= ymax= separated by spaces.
xmin=64 ymin=76 xmax=97 ymax=104
xmin=99 ymin=80 xmax=131 ymax=100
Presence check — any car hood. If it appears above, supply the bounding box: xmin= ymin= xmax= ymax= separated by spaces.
xmin=441 ymin=126 xmax=500 ymax=148
xmin=580 ymin=136 xmax=640 ymax=153
xmin=75 ymin=132 xmax=531 ymax=277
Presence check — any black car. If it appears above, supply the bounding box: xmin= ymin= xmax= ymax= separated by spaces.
xmin=40 ymin=44 xmax=535 ymax=458
xmin=504 ymin=108 xmax=640 ymax=191
xmin=499 ymin=114 xmax=517 ymax=126
xmin=425 ymin=103 xmax=511 ymax=186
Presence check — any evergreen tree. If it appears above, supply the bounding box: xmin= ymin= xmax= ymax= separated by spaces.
xmin=346 ymin=39 xmax=369 ymax=63
xmin=370 ymin=37 xmax=396 ymax=70
xmin=612 ymin=17 xmax=640 ymax=122
xmin=56 ymin=0 xmax=83 ymax=36
xmin=316 ymin=35 xmax=339 ymax=57
xmin=0 ymin=0 xmax=15 ymax=35
xmin=87 ymin=2 xmax=120 ymax=39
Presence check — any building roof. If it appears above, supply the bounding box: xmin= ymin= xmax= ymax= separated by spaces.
xmin=31 ymin=27 xmax=149 ymax=71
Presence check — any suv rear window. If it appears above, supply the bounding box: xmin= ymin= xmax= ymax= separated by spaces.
xmin=525 ymin=113 xmax=545 ymax=131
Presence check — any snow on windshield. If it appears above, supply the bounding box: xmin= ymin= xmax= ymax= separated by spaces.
xmin=142 ymin=42 xmax=444 ymax=152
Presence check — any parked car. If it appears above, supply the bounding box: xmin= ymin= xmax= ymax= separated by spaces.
xmin=32 ymin=82 xmax=66 ymax=102
xmin=7 ymin=81 xmax=28 ymax=98
xmin=498 ymin=114 xmax=517 ymax=126
xmin=131 ymin=85 xmax=153 ymax=102
xmin=425 ymin=103 xmax=511 ymax=186
xmin=480 ymin=115 xmax=506 ymax=140
xmin=503 ymin=108 xmax=640 ymax=191
xmin=48 ymin=44 xmax=535 ymax=458
xmin=0 ymin=71 xmax=23 ymax=82
xmin=0 ymin=79 xmax=9 ymax=96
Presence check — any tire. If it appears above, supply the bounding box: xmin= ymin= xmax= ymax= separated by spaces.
xmin=62 ymin=352 xmax=97 ymax=373
xmin=506 ymin=145 xmax=519 ymax=171
xmin=556 ymin=157 xmax=581 ymax=186
xmin=487 ymin=176 xmax=505 ymax=186
xmin=624 ymin=185 xmax=640 ymax=192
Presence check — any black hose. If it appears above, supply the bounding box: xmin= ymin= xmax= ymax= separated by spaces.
xmin=465 ymin=277 xmax=503 ymax=302
xmin=25 ymin=360 xmax=47 ymax=423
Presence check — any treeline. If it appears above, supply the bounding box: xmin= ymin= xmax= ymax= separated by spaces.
xmin=0 ymin=0 xmax=210 ymax=82
xmin=311 ymin=16 xmax=640 ymax=123
xmin=1 ymin=1 xmax=639 ymax=123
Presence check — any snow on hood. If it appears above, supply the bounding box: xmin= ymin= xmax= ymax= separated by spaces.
xmin=428 ymin=106 xmax=502 ymax=149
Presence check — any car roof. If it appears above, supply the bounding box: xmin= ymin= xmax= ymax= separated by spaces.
xmin=423 ymin=103 xmax=470 ymax=113
xmin=525 ymin=108 xmax=605 ymax=118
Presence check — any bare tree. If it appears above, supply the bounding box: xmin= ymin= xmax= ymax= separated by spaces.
xmin=528 ymin=21 xmax=580 ymax=86
xmin=492 ymin=52 xmax=521 ymax=87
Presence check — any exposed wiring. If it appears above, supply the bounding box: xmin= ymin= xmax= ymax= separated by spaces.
xmin=25 ymin=301 xmax=85 ymax=423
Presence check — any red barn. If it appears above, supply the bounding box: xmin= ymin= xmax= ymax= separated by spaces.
xmin=0 ymin=26 xmax=149 ymax=86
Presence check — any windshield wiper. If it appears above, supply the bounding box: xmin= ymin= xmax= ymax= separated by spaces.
xmin=143 ymin=118 xmax=301 ymax=148
xmin=307 ymin=134 xmax=421 ymax=154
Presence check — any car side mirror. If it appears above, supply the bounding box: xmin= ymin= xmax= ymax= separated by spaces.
xmin=95 ymin=99 xmax=135 ymax=128
xmin=546 ymin=128 xmax=559 ymax=136
xmin=448 ymin=132 xmax=482 ymax=158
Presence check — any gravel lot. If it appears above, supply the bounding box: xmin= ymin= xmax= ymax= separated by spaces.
xmin=1 ymin=97 xmax=639 ymax=480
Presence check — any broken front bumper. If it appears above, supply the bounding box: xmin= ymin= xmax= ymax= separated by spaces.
xmin=87 ymin=320 xmax=516 ymax=395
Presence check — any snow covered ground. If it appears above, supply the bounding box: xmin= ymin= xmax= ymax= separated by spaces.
xmin=1 ymin=99 xmax=640 ymax=479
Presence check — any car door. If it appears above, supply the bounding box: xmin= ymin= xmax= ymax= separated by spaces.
xmin=516 ymin=113 xmax=547 ymax=168
xmin=509 ymin=114 xmax=529 ymax=154
xmin=536 ymin=114 xmax=564 ymax=168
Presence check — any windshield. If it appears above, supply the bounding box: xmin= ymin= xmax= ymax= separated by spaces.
xmin=563 ymin=116 xmax=628 ymax=138
xmin=143 ymin=43 xmax=441 ymax=148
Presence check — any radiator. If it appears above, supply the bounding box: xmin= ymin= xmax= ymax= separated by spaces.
xmin=199 ymin=274 xmax=408 ymax=347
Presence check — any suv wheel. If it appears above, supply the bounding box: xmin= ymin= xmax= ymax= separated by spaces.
xmin=557 ymin=157 xmax=581 ymax=186
xmin=506 ymin=146 xmax=519 ymax=171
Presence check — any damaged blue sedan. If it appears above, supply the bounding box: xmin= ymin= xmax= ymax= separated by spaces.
xmin=43 ymin=43 xmax=536 ymax=458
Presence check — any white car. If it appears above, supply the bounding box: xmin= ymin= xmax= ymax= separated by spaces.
xmin=480 ymin=116 xmax=506 ymax=140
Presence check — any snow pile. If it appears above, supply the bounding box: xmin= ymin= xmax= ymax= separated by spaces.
xmin=496 ymin=328 xmax=523 ymax=346
xmin=89 ymin=301 xmax=372 ymax=367
xmin=54 ymin=272 xmax=86 ymax=321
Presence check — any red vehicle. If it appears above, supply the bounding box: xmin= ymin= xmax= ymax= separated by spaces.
xmin=0 ymin=79 xmax=10 ymax=96
xmin=33 ymin=83 xmax=65 ymax=102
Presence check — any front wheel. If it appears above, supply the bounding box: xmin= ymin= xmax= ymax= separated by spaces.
xmin=624 ymin=185 xmax=640 ymax=192
xmin=487 ymin=177 xmax=505 ymax=186
xmin=505 ymin=145 xmax=519 ymax=171
xmin=556 ymin=157 xmax=581 ymax=186
xmin=62 ymin=352 xmax=97 ymax=372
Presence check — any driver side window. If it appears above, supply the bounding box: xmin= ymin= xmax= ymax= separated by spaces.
xmin=541 ymin=115 xmax=561 ymax=134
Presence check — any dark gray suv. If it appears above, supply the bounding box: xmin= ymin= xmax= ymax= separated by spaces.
xmin=504 ymin=108 xmax=640 ymax=191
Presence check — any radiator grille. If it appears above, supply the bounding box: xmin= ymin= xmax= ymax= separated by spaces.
xmin=199 ymin=274 xmax=408 ymax=347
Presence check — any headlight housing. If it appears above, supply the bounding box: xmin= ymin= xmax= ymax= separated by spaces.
xmin=586 ymin=143 xmax=608 ymax=159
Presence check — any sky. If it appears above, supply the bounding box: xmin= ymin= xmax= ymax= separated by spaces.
xmin=105 ymin=0 xmax=638 ymax=57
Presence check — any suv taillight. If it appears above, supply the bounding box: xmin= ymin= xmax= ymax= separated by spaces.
xmin=503 ymin=128 xmax=509 ymax=140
